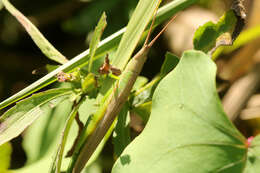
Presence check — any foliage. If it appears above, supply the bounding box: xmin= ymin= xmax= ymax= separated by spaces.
xmin=0 ymin=0 xmax=195 ymax=111
xmin=0 ymin=88 xmax=73 ymax=146
xmin=193 ymin=10 xmax=237 ymax=53
xmin=0 ymin=142 xmax=12 ymax=172
xmin=1 ymin=0 xmax=68 ymax=64
xmin=1 ymin=0 xmax=259 ymax=173
xmin=112 ymin=50 xmax=248 ymax=172
xmin=88 ymin=12 xmax=107 ymax=73
xmin=213 ymin=25 xmax=260 ymax=59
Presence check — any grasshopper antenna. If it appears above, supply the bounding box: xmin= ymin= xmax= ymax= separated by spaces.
xmin=147 ymin=15 xmax=177 ymax=48
xmin=143 ymin=2 xmax=177 ymax=49
xmin=143 ymin=1 xmax=161 ymax=47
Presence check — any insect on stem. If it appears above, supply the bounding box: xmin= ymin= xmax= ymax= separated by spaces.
xmin=72 ymin=3 xmax=178 ymax=173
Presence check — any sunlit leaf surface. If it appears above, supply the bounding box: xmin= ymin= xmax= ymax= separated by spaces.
xmin=112 ymin=50 xmax=247 ymax=173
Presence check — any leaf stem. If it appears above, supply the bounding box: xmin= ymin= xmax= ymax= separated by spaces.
xmin=50 ymin=97 xmax=84 ymax=173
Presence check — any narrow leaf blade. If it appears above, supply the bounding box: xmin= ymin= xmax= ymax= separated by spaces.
xmin=0 ymin=88 xmax=73 ymax=146
xmin=22 ymin=98 xmax=73 ymax=165
xmin=2 ymin=0 xmax=68 ymax=64
xmin=88 ymin=12 xmax=107 ymax=73
xmin=53 ymin=98 xmax=83 ymax=173
xmin=112 ymin=0 xmax=162 ymax=69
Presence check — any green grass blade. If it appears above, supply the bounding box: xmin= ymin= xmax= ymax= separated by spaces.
xmin=51 ymin=98 xmax=83 ymax=173
xmin=155 ymin=0 xmax=198 ymax=25
xmin=1 ymin=0 xmax=68 ymax=64
xmin=111 ymin=0 xmax=162 ymax=69
xmin=0 ymin=88 xmax=73 ymax=146
xmin=0 ymin=0 xmax=198 ymax=110
xmin=112 ymin=0 xmax=199 ymax=69
xmin=88 ymin=12 xmax=107 ymax=73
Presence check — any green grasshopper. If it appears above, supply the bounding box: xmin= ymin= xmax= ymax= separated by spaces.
xmin=69 ymin=11 xmax=177 ymax=173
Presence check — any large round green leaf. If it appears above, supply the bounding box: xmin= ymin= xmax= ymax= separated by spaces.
xmin=112 ymin=50 xmax=247 ymax=173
